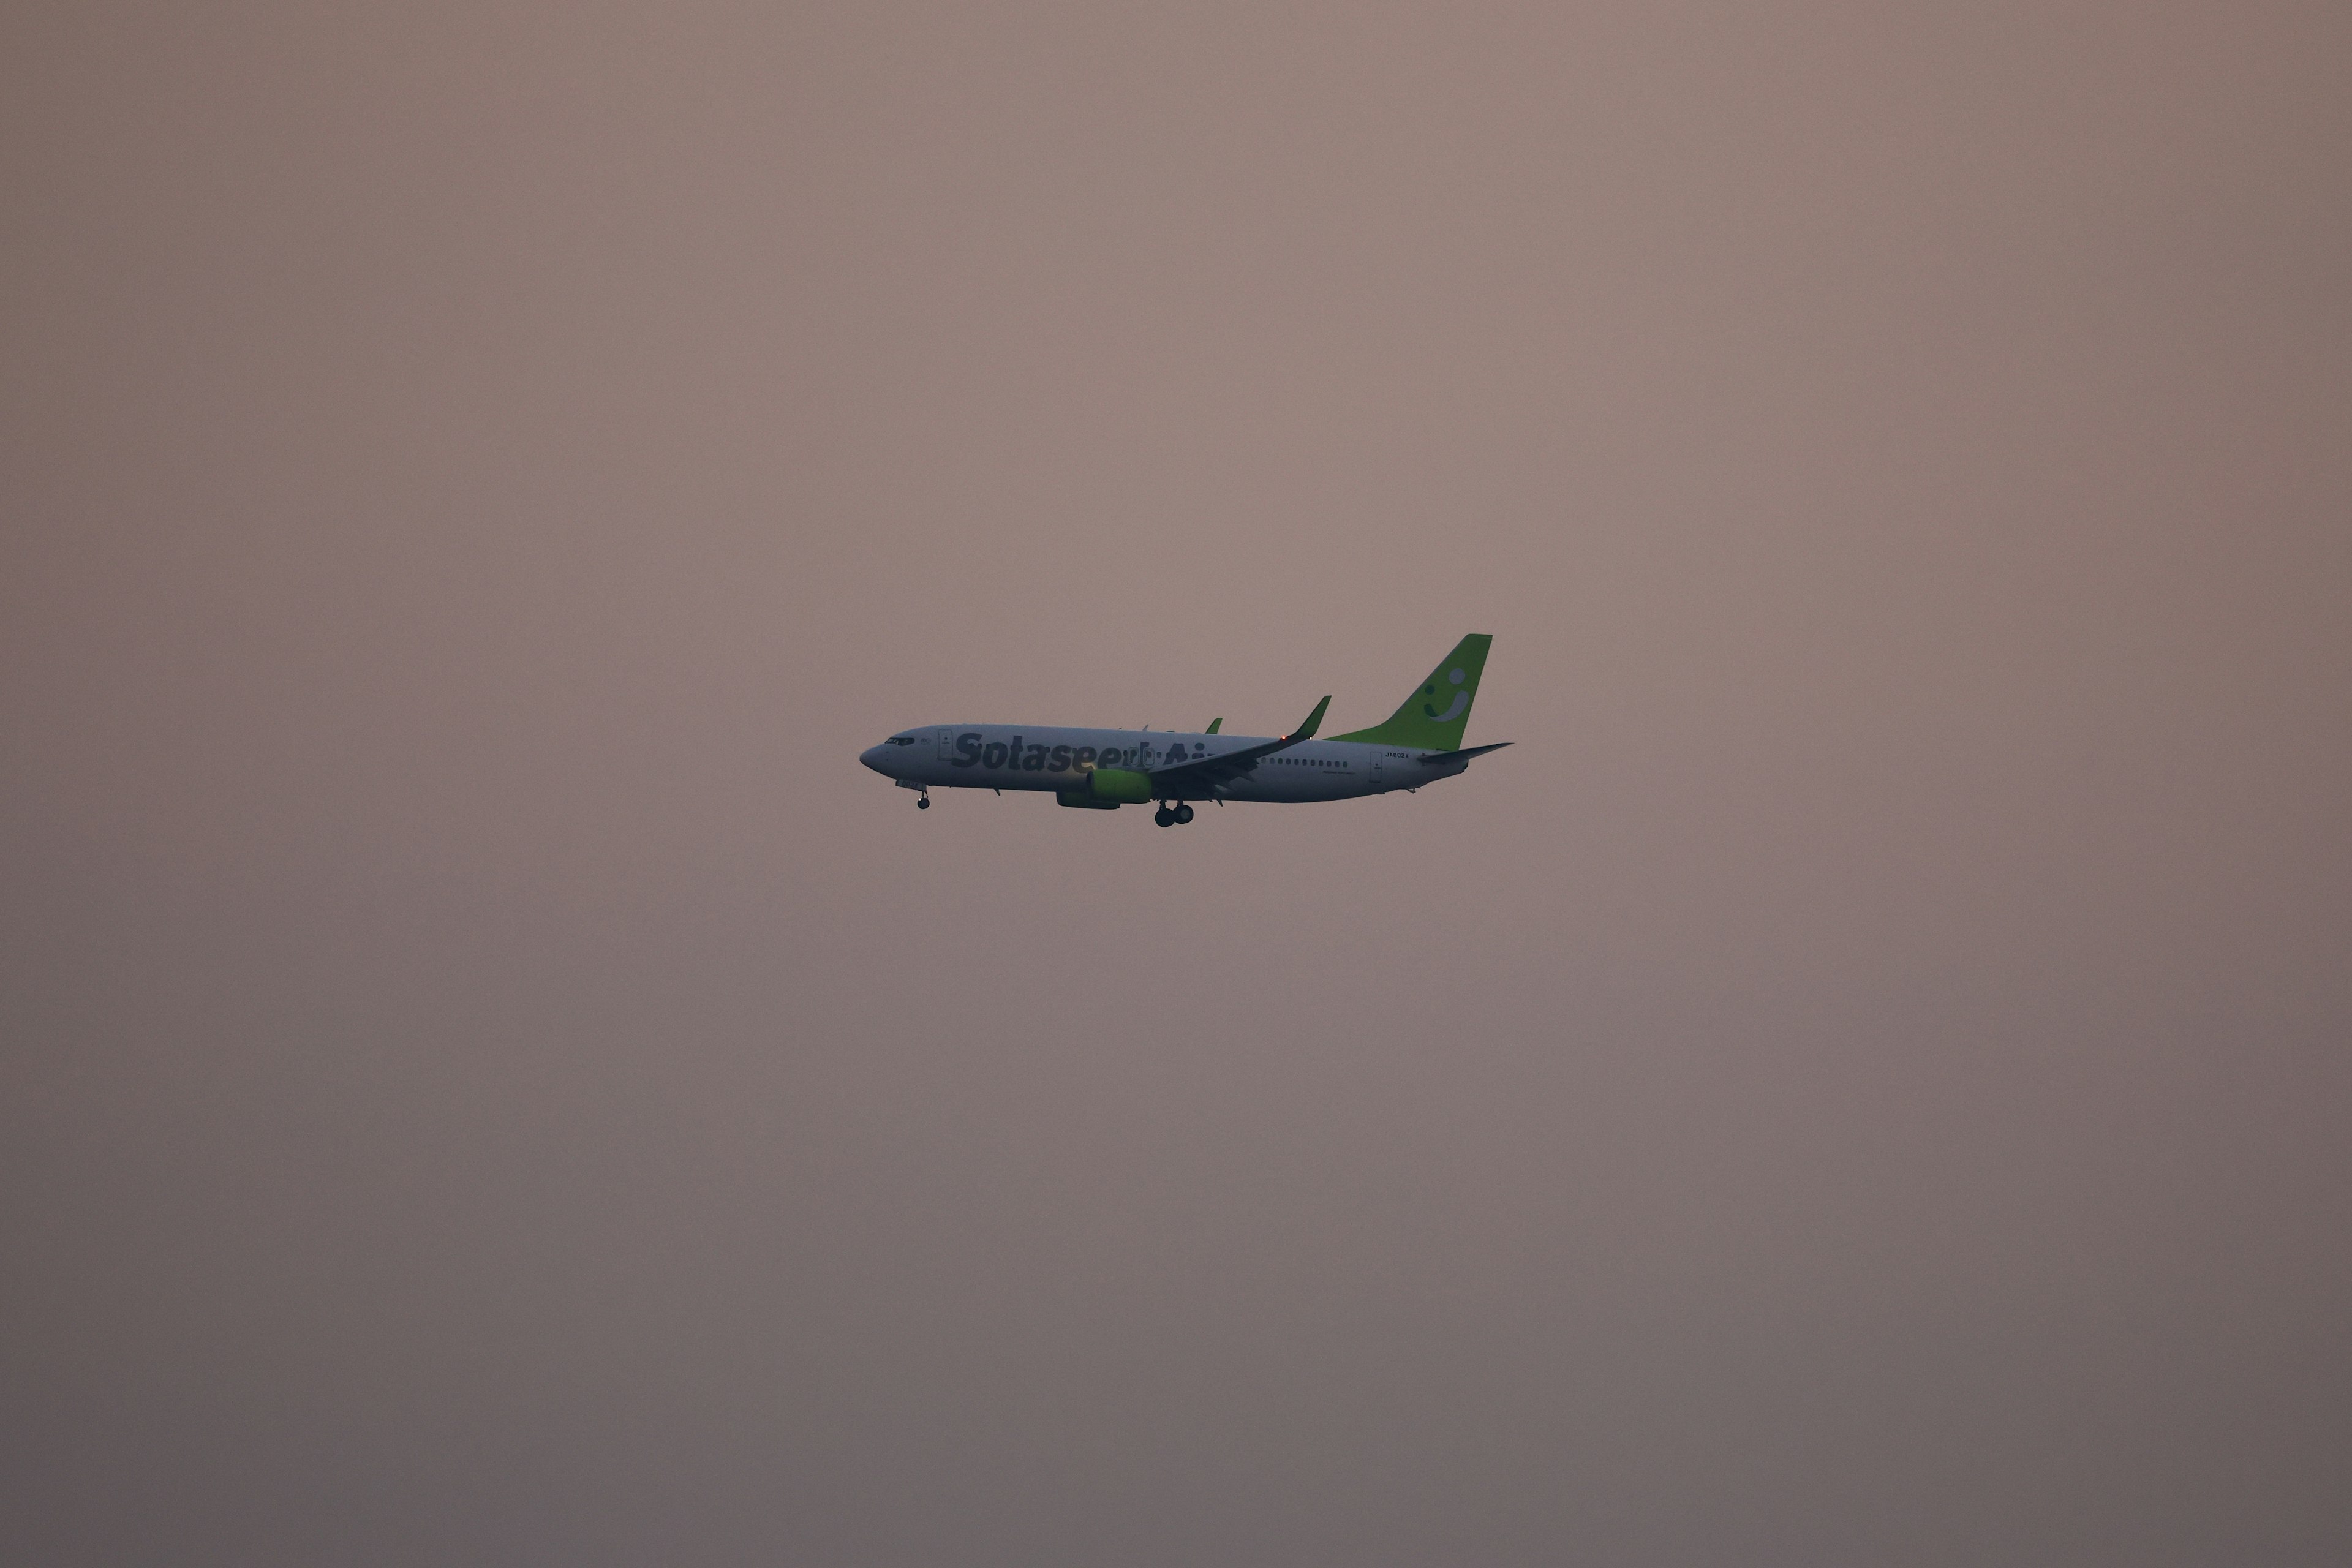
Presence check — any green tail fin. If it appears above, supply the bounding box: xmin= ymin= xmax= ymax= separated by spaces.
xmin=1333 ymin=635 xmax=1493 ymax=751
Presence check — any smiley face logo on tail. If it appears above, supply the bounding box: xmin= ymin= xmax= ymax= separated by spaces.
xmin=1422 ymin=666 xmax=1469 ymax=723
xmin=1327 ymin=634 xmax=1492 ymax=749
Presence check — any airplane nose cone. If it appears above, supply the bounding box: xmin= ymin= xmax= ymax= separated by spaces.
xmin=859 ymin=745 xmax=891 ymax=774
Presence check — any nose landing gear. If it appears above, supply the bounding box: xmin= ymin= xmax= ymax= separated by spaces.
xmin=916 ymin=788 xmax=930 ymax=810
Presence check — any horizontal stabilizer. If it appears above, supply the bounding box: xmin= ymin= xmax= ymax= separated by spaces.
xmin=1419 ymin=742 xmax=1513 ymax=766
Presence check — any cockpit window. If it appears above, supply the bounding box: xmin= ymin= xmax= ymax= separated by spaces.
xmin=889 ymin=735 xmax=917 ymax=746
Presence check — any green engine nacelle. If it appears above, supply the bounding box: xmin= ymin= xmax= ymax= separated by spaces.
xmin=1055 ymin=788 xmax=1118 ymax=810
xmin=1084 ymin=767 xmax=1154 ymax=805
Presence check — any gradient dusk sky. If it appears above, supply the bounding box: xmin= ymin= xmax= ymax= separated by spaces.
xmin=6 ymin=4 xmax=2349 ymax=1562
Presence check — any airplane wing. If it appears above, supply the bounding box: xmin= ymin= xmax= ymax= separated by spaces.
xmin=1145 ymin=696 xmax=1328 ymax=798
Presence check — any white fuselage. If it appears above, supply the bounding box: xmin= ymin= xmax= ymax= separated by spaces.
xmin=859 ymin=725 xmax=1469 ymax=802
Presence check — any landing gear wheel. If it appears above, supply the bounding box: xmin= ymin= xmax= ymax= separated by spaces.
xmin=1173 ymin=803 xmax=1194 ymax=824
xmin=1155 ymin=807 xmax=1176 ymax=827
xmin=916 ymin=794 xmax=930 ymax=810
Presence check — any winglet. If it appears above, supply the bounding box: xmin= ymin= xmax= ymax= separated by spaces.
xmin=1286 ymin=696 xmax=1331 ymax=741
xmin=1205 ymin=717 xmax=1222 ymax=734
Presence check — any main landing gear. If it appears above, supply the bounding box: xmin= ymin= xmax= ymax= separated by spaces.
xmin=1155 ymin=802 xmax=1195 ymax=827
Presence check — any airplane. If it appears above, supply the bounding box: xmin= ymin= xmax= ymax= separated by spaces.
xmin=859 ymin=634 xmax=1508 ymax=827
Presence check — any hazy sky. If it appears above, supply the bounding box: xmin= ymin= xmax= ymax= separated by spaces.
xmin=6 ymin=4 xmax=2349 ymax=1563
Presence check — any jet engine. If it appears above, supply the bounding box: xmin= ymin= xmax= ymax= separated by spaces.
xmin=1058 ymin=766 xmax=1153 ymax=807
